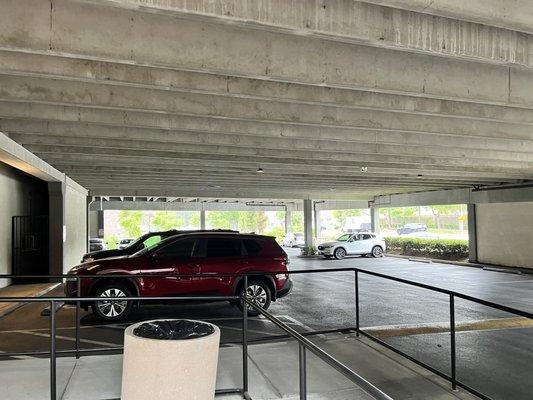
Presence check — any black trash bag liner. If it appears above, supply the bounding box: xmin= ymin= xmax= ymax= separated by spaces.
xmin=133 ymin=320 xmax=214 ymax=340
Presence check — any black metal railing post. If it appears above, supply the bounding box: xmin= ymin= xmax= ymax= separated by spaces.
xmin=242 ymin=274 xmax=249 ymax=395
xmin=75 ymin=277 xmax=81 ymax=359
xmin=450 ymin=294 xmax=456 ymax=390
xmin=50 ymin=300 xmax=57 ymax=400
xmin=355 ymin=270 xmax=360 ymax=336
xmin=299 ymin=343 xmax=307 ymax=400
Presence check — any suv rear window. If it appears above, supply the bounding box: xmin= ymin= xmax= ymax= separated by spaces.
xmin=243 ymin=239 xmax=262 ymax=256
xmin=206 ymin=238 xmax=242 ymax=257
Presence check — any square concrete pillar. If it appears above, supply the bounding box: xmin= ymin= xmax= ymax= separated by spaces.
xmin=314 ymin=208 xmax=321 ymax=239
xmin=200 ymin=209 xmax=206 ymax=230
xmin=467 ymin=203 xmax=477 ymax=263
xmin=370 ymin=207 xmax=380 ymax=233
xmin=48 ymin=182 xmax=65 ymax=276
xmin=284 ymin=210 xmax=292 ymax=234
xmin=303 ymin=199 xmax=313 ymax=247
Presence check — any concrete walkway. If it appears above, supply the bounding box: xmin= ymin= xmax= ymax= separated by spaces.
xmin=0 ymin=283 xmax=60 ymax=318
xmin=0 ymin=332 xmax=476 ymax=400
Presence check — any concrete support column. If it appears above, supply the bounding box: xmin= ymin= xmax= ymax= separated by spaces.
xmin=467 ymin=203 xmax=478 ymax=263
xmin=48 ymin=182 xmax=65 ymax=276
xmin=314 ymin=208 xmax=321 ymax=240
xmin=303 ymin=199 xmax=313 ymax=248
xmin=86 ymin=196 xmax=90 ymax=251
xmin=284 ymin=210 xmax=292 ymax=234
xmin=97 ymin=210 xmax=104 ymax=238
xmin=370 ymin=207 xmax=380 ymax=233
xmin=200 ymin=209 xmax=206 ymax=230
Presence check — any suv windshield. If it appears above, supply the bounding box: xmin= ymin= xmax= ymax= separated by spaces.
xmin=337 ymin=234 xmax=351 ymax=241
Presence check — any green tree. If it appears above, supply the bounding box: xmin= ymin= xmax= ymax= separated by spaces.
xmin=151 ymin=211 xmax=183 ymax=231
xmin=118 ymin=210 xmax=143 ymax=237
xmin=207 ymin=211 xmax=240 ymax=230
xmin=291 ymin=212 xmax=304 ymax=232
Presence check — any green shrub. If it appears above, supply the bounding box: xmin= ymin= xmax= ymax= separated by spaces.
xmin=384 ymin=237 xmax=468 ymax=260
xmin=300 ymin=246 xmax=317 ymax=256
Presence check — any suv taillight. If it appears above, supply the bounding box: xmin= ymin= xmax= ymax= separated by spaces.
xmin=273 ymin=256 xmax=290 ymax=268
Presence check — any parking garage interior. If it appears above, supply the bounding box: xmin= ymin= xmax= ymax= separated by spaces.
xmin=0 ymin=1 xmax=532 ymax=399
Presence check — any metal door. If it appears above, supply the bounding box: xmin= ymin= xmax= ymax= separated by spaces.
xmin=12 ymin=216 xmax=49 ymax=283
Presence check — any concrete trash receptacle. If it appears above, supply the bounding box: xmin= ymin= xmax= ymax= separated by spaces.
xmin=121 ymin=319 xmax=220 ymax=400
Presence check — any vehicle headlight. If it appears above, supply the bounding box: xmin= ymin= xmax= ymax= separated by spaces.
xmin=322 ymin=245 xmax=333 ymax=248
xmin=82 ymin=256 xmax=94 ymax=263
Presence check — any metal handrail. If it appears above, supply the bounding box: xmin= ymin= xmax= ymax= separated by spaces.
xmin=0 ymin=267 xmax=531 ymax=400
xmin=241 ymin=296 xmax=393 ymax=400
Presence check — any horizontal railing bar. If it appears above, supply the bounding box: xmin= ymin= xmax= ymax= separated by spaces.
xmin=0 ymin=327 xmax=357 ymax=359
xmin=241 ymin=297 xmax=393 ymax=400
xmin=0 ymin=266 xmax=530 ymax=318
xmin=0 ymin=347 xmax=124 ymax=359
xmin=0 ymin=267 xmax=354 ymax=279
xmin=0 ymin=296 xmax=239 ymax=302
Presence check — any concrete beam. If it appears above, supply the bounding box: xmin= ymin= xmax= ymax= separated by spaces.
xmin=89 ymin=201 xmax=288 ymax=212
xmin=60 ymin=0 xmax=533 ymax=66
xmin=0 ymin=131 xmax=64 ymax=182
xmin=0 ymin=0 xmax=528 ymax=106
xmin=365 ymin=0 xmax=533 ymax=34
xmin=373 ymin=186 xmax=533 ymax=207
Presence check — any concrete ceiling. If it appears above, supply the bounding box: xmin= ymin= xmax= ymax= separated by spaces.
xmin=1 ymin=0 xmax=532 ymax=200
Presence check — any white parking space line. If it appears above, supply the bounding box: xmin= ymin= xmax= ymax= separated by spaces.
xmin=0 ymin=350 xmax=35 ymax=360
xmin=14 ymin=330 xmax=119 ymax=347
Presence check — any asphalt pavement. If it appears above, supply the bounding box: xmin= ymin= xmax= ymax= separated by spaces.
xmin=0 ymin=248 xmax=532 ymax=399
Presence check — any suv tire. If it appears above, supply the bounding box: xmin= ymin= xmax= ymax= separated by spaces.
xmin=237 ymin=280 xmax=272 ymax=316
xmin=372 ymin=246 xmax=384 ymax=258
xmin=91 ymin=282 xmax=133 ymax=321
xmin=334 ymin=247 xmax=347 ymax=260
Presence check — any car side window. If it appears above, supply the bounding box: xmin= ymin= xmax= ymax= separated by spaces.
xmin=243 ymin=239 xmax=262 ymax=256
xmin=362 ymin=234 xmax=372 ymax=240
xmin=206 ymin=238 xmax=242 ymax=258
xmin=158 ymin=239 xmax=196 ymax=259
xmin=143 ymin=235 xmax=162 ymax=248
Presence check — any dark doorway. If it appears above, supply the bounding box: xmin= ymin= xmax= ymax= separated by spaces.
xmin=12 ymin=215 xmax=49 ymax=283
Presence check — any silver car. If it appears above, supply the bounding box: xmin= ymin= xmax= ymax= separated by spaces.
xmin=317 ymin=233 xmax=386 ymax=259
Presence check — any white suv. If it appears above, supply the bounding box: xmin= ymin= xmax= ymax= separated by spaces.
xmin=317 ymin=233 xmax=386 ymax=259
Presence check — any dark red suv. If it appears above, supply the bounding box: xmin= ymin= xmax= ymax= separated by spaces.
xmin=65 ymin=232 xmax=292 ymax=321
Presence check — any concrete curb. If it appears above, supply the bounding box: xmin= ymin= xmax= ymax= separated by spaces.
xmin=0 ymin=283 xmax=61 ymax=319
xmin=385 ymin=253 xmax=533 ymax=274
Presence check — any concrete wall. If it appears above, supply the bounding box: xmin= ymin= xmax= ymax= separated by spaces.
xmin=63 ymin=181 xmax=87 ymax=272
xmin=0 ymin=162 xmax=48 ymax=287
xmin=476 ymin=202 xmax=533 ymax=269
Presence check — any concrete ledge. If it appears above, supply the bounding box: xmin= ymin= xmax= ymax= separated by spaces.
xmin=385 ymin=253 xmax=533 ymax=274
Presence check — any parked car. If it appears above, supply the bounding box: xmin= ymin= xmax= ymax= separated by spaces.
xmin=66 ymin=232 xmax=293 ymax=321
xmin=317 ymin=232 xmax=386 ymax=259
xmin=81 ymin=229 xmax=237 ymax=263
xmin=282 ymin=232 xmax=305 ymax=247
xmin=397 ymin=223 xmax=428 ymax=235
xmin=89 ymin=238 xmax=106 ymax=252
xmin=118 ymin=238 xmax=134 ymax=249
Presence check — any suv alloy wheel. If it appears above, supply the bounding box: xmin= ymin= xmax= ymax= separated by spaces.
xmin=91 ymin=282 xmax=133 ymax=321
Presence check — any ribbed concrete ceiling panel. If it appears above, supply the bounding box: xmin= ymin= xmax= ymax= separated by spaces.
xmin=0 ymin=0 xmax=532 ymax=200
